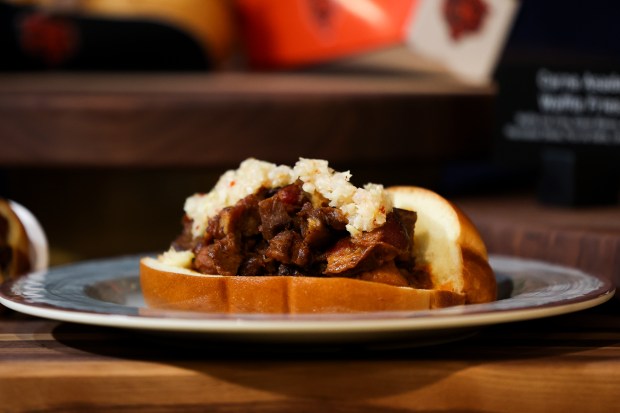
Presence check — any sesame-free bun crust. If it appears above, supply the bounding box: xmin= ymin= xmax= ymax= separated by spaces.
xmin=140 ymin=257 xmax=465 ymax=313
xmin=387 ymin=186 xmax=496 ymax=304
xmin=140 ymin=186 xmax=495 ymax=314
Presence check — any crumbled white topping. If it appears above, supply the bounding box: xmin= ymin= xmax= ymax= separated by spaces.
xmin=158 ymin=248 xmax=195 ymax=269
xmin=184 ymin=158 xmax=393 ymax=238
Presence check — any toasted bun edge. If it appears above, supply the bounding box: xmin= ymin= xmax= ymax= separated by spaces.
xmin=140 ymin=257 xmax=465 ymax=313
xmin=387 ymin=186 xmax=496 ymax=304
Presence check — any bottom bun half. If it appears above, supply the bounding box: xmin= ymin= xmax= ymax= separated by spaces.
xmin=140 ymin=257 xmax=465 ymax=314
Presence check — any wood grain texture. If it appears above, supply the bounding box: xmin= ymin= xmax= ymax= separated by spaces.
xmin=2 ymin=72 xmax=619 ymax=413
xmin=457 ymin=195 xmax=620 ymax=293
xmin=0 ymin=304 xmax=618 ymax=413
xmin=0 ymin=73 xmax=493 ymax=168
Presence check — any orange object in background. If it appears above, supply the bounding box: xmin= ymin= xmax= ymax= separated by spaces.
xmin=236 ymin=0 xmax=418 ymax=69
xmin=1 ymin=0 xmax=237 ymax=70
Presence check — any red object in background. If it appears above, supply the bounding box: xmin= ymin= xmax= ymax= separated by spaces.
xmin=236 ymin=0 xmax=418 ymax=69
xmin=443 ymin=0 xmax=489 ymax=41
xmin=19 ymin=13 xmax=79 ymax=67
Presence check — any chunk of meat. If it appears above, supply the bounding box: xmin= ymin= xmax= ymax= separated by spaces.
xmin=259 ymin=183 xmax=311 ymax=240
xmin=323 ymin=237 xmax=399 ymax=276
xmin=210 ymin=193 xmax=262 ymax=240
xmin=323 ymin=211 xmax=415 ymax=276
xmin=276 ymin=182 xmax=307 ymax=213
xmin=258 ymin=196 xmax=292 ymax=240
xmin=299 ymin=203 xmax=348 ymax=249
xmin=194 ymin=234 xmax=242 ymax=276
xmin=265 ymin=230 xmax=311 ymax=267
xmin=181 ymin=182 xmax=418 ymax=289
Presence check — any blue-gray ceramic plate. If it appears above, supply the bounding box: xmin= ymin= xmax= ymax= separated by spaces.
xmin=0 ymin=255 xmax=614 ymax=345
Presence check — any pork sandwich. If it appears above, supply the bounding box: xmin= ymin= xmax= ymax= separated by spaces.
xmin=140 ymin=158 xmax=496 ymax=313
xmin=0 ymin=199 xmax=48 ymax=283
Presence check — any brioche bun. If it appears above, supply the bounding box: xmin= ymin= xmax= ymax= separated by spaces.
xmin=140 ymin=186 xmax=494 ymax=313
xmin=140 ymin=256 xmax=465 ymax=313
xmin=387 ymin=186 xmax=496 ymax=304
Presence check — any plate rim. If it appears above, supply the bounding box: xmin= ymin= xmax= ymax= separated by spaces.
xmin=0 ymin=290 xmax=613 ymax=334
xmin=0 ymin=254 xmax=615 ymax=335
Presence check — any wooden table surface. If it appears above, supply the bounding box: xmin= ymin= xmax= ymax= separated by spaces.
xmin=457 ymin=194 xmax=620 ymax=293
xmin=1 ymin=72 xmax=618 ymax=412
xmin=0 ymin=193 xmax=618 ymax=413
xmin=0 ymin=301 xmax=618 ymax=413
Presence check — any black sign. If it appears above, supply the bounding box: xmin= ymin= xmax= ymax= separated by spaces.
xmin=494 ymin=0 xmax=620 ymax=205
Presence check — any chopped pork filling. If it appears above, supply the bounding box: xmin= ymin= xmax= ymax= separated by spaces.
xmin=173 ymin=181 xmax=428 ymax=288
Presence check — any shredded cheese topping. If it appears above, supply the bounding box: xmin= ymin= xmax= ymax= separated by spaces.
xmin=184 ymin=158 xmax=393 ymax=238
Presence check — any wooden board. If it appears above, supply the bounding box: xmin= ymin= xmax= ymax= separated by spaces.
xmin=0 ymin=305 xmax=618 ymax=413
xmin=0 ymin=73 xmax=494 ymax=168
xmin=457 ymin=194 xmax=620 ymax=293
